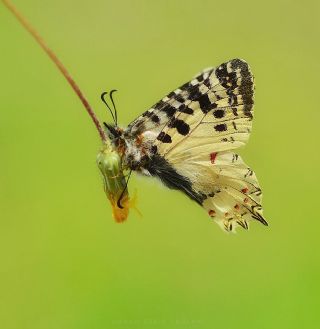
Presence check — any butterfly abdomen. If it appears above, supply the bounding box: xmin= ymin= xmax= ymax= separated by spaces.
xmin=145 ymin=153 xmax=207 ymax=205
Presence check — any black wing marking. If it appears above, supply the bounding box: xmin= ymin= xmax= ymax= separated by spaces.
xmin=124 ymin=68 xmax=214 ymax=137
xmin=154 ymin=58 xmax=255 ymax=156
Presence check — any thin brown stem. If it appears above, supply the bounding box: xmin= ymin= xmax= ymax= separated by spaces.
xmin=2 ymin=0 xmax=107 ymax=142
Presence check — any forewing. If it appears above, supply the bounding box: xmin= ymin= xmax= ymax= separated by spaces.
xmin=153 ymin=58 xmax=254 ymax=158
xmin=124 ymin=68 xmax=213 ymax=138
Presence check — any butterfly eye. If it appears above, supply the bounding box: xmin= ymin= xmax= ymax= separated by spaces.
xmin=103 ymin=122 xmax=121 ymax=141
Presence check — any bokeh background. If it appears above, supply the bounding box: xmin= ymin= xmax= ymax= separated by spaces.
xmin=1 ymin=1 xmax=319 ymax=328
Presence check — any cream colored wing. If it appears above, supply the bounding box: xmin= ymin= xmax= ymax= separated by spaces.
xmin=154 ymin=58 xmax=254 ymax=156
xmin=173 ymin=150 xmax=266 ymax=232
xmin=148 ymin=59 xmax=267 ymax=231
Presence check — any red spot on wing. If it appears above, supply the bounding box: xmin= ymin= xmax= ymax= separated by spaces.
xmin=208 ymin=210 xmax=216 ymax=217
xmin=210 ymin=152 xmax=218 ymax=164
xmin=241 ymin=188 xmax=249 ymax=194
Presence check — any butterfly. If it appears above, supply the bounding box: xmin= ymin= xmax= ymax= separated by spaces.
xmin=97 ymin=58 xmax=267 ymax=232
xmin=2 ymin=2 xmax=266 ymax=232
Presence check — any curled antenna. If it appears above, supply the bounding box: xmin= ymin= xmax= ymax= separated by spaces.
xmin=117 ymin=170 xmax=132 ymax=209
xmin=109 ymin=89 xmax=118 ymax=125
xmin=101 ymin=91 xmax=116 ymax=125
xmin=100 ymin=90 xmax=118 ymax=126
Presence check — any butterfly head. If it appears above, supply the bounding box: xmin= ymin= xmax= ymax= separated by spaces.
xmin=100 ymin=90 xmax=126 ymax=150
xmin=97 ymin=141 xmax=130 ymax=222
xmin=103 ymin=122 xmax=124 ymax=145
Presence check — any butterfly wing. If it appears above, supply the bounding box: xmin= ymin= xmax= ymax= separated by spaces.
xmin=125 ymin=67 xmax=214 ymax=137
xmin=125 ymin=58 xmax=267 ymax=231
xmin=153 ymin=58 xmax=254 ymax=155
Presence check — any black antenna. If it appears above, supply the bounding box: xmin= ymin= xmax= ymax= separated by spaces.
xmin=109 ymin=89 xmax=118 ymax=126
xmin=100 ymin=90 xmax=119 ymax=126
xmin=117 ymin=170 xmax=132 ymax=209
xmin=101 ymin=91 xmax=116 ymax=125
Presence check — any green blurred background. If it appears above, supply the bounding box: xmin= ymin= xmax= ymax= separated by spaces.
xmin=1 ymin=1 xmax=319 ymax=328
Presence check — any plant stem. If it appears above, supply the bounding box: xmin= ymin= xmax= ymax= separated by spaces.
xmin=2 ymin=0 xmax=107 ymax=142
